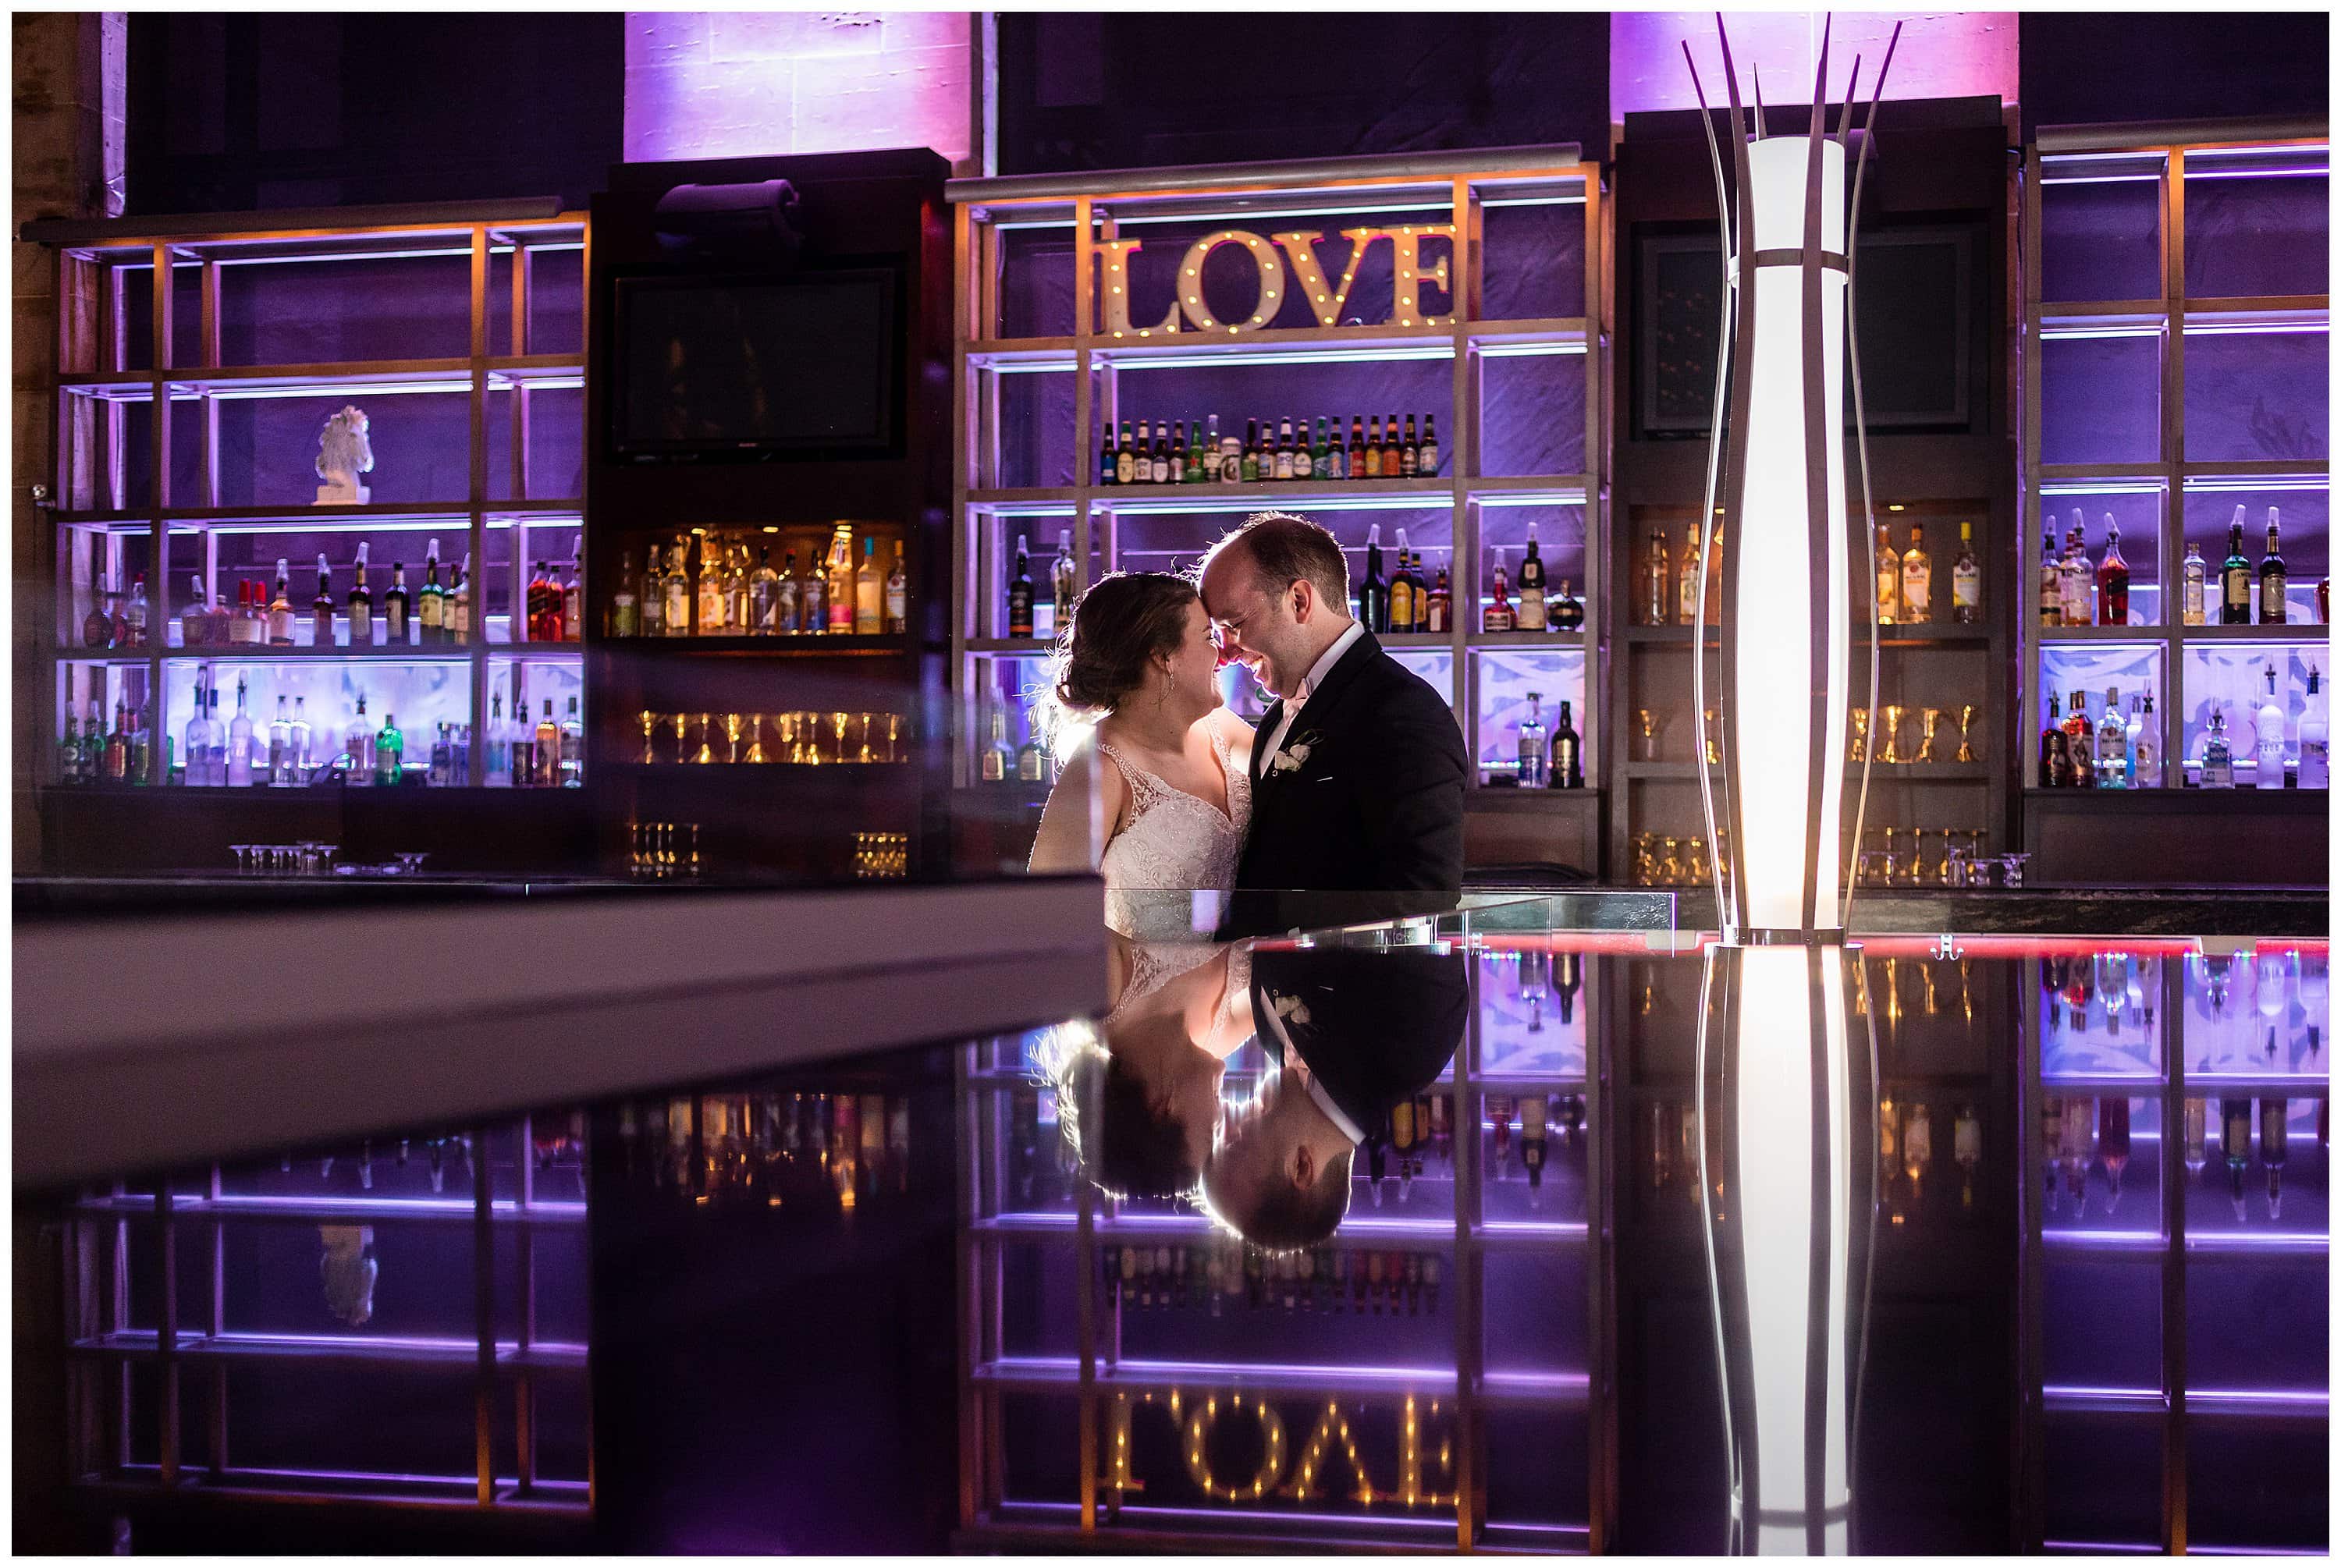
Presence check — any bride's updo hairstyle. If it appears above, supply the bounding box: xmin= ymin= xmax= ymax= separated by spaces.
xmin=1041 ymin=571 xmax=1200 ymax=739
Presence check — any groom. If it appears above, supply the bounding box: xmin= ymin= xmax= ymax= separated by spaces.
xmin=1199 ymin=512 xmax=1467 ymax=931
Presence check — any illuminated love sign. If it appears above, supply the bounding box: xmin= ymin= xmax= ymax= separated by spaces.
xmin=1103 ymin=1388 xmax=1457 ymax=1510
xmin=1096 ymin=226 xmax=1458 ymax=338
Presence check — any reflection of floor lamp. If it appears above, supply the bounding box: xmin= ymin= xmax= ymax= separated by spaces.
xmin=1682 ymin=12 xmax=1899 ymax=1556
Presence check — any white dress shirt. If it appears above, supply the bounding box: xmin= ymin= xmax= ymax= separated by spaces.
xmin=1260 ymin=619 xmax=1365 ymax=766
xmin=1257 ymin=988 xmax=1366 ymax=1145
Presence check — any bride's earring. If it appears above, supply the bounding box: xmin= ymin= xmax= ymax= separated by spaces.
xmin=1156 ymin=667 xmax=1177 ymax=710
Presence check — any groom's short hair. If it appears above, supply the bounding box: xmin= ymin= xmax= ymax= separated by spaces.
xmin=1204 ymin=511 xmax=1349 ymax=609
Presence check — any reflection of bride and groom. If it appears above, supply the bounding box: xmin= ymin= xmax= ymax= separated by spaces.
xmin=1027 ymin=513 xmax=1470 ymax=1248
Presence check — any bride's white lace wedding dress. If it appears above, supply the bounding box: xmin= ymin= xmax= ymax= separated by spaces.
xmin=1096 ymin=728 xmax=1252 ymax=942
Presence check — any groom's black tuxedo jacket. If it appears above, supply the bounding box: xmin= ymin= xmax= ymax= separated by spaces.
xmin=1223 ymin=629 xmax=1468 ymax=935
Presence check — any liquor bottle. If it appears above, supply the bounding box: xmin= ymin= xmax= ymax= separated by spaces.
xmin=289 ymin=696 xmax=311 ymax=782
xmin=1517 ymin=693 xmax=1549 ymax=788
xmin=2038 ymin=520 xmax=2062 ymax=628
xmin=1406 ymin=546 xmax=1430 ymax=633
xmin=1114 ymin=420 xmax=1136 ymax=485
xmin=1551 ymin=700 xmax=1583 ymax=788
xmin=1554 ymin=578 xmax=1583 ymax=632
xmin=1291 ymin=416 xmax=1313 ymax=481
xmin=1050 ymin=527 xmax=1077 ymax=633
xmin=2201 ymin=704 xmax=2234 ymax=788
xmin=1099 ymin=421 xmax=1116 ymax=485
xmin=265 ymin=561 xmax=293 ymax=646
xmin=1952 ymin=1102 xmax=1980 ymax=1208
xmin=824 ymin=530 xmax=854 ymax=632
xmin=2254 ymin=661 xmax=2287 ymax=790
xmin=167 ymin=683 xmax=190 ymax=787
xmin=348 ymin=543 xmax=375 ymax=645
xmin=81 ymin=568 xmax=115 ymax=648
xmin=1151 ymin=422 xmax=1171 ymax=484
xmin=1359 ymin=523 xmax=1389 ymax=631
xmin=2133 ymin=694 xmax=2162 ymax=787
xmin=178 ymin=574 xmax=208 ymax=648
xmin=2039 ymin=692 xmax=2069 ymax=786
xmin=564 ymin=535 xmax=584 ymax=640
xmin=1516 ymin=520 xmax=1547 ymax=630
xmin=2094 ymin=516 xmax=2130 ymax=626
xmin=695 ymin=542 xmax=726 ymax=635
xmin=2260 ymin=1097 xmax=2289 ymax=1218
xmin=1388 ymin=528 xmax=1416 ymax=632
xmin=2059 ymin=520 xmax=2091 ymax=626
xmin=1877 ymin=525 xmax=1902 ymax=624
xmin=885 ymin=540 xmax=908 ymax=634
xmin=344 ymin=694 xmax=374 ymax=784
xmin=1678 ymin=523 xmax=1703 ymax=625
xmin=1419 ymin=413 xmax=1439 ymax=476
xmin=374 ymin=709 xmax=403 ymax=786
xmin=980 ymin=707 xmax=1011 ymax=782
xmin=1485 ymin=546 xmax=1514 ymax=633
xmin=414 ymin=537 xmax=442 ymax=643
xmin=385 ymin=561 xmax=410 ymax=643
xmin=532 ymin=700 xmax=559 ymax=788
xmin=220 ymin=582 xmax=249 ymax=647
xmin=743 ymin=546 xmax=777 ymax=633
xmin=226 ymin=675 xmax=254 ymax=787
xmin=2259 ymin=506 xmax=2288 ymax=624
xmin=2096 ymin=687 xmax=2130 ymax=789
xmin=770 ymin=550 xmax=801 ymax=634
xmin=119 ymin=573 xmax=148 ymax=648
xmin=797 ymin=542 xmax=826 ymax=634
xmin=2220 ymin=1096 xmax=2252 ymax=1222
xmin=655 ymin=541 xmax=686 ymax=635
xmin=628 ymin=545 xmax=657 ymax=637
xmin=1007 ymin=534 xmax=1035 ymax=638
xmin=561 ymin=696 xmax=584 ymax=787
xmin=1425 ymin=560 xmax=1451 ymax=633
xmin=267 ymin=696 xmax=291 ymax=786
xmin=853 ymin=536 xmax=883 ymax=634
xmin=1901 ymin=523 xmax=1933 ymax=623
xmin=128 ymin=698 xmax=152 ymax=786
xmin=1346 ymin=414 xmax=1366 ymax=480
xmin=2172 ymin=539 xmax=2205 ymax=626
xmin=428 ymin=722 xmax=453 ymax=786
xmin=1643 ymin=521 xmax=1671 ymax=626
xmin=2297 ymin=667 xmax=2327 ymax=789
xmin=98 ymin=698 xmax=125 ymax=783
xmin=2221 ymin=507 xmax=2253 ymax=624
xmin=1015 ymin=724 xmax=1046 ymax=782
xmin=2064 ymin=689 xmax=2095 ymax=788
xmin=1951 ymin=521 xmax=1982 ymax=623
xmin=1519 ymin=1094 xmax=1549 ymax=1189
xmin=1384 ymin=413 xmax=1403 ymax=477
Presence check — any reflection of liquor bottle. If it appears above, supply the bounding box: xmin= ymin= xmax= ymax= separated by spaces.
xmin=2098 ymin=1096 xmax=2130 ymax=1207
xmin=2182 ymin=1096 xmax=2208 ymax=1177
xmin=1520 ymin=1094 xmax=1549 ymax=1190
xmin=2060 ymin=1095 xmax=2094 ymax=1216
xmin=1487 ymin=1095 xmax=1515 ymax=1176
xmin=2260 ymin=1098 xmax=2289 ymax=1219
xmin=982 ymin=708 xmax=1013 ymax=782
xmin=2040 ymin=1094 xmax=2062 ymax=1213
xmin=1952 ymin=1102 xmax=1980 ymax=1209
xmin=1430 ymin=1092 xmax=1453 ymax=1169
xmin=2221 ymin=1096 xmax=2252 ymax=1222
xmin=1904 ymin=1101 xmax=1933 ymax=1204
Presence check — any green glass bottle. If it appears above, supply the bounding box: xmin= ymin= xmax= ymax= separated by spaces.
xmin=374 ymin=711 xmax=405 ymax=786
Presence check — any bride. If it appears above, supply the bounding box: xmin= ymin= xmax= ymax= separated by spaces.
xmin=1028 ymin=572 xmax=1254 ymax=938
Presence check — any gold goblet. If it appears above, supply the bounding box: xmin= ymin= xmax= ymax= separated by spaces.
xmin=1953 ymin=704 xmax=1977 ymax=764
xmin=1702 ymin=708 xmax=1722 ymax=766
xmin=1879 ymin=704 xmax=1906 ymax=765
xmin=1634 ymin=708 xmax=1659 ymax=763
xmin=723 ymin=712 xmax=743 ymax=764
xmin=694 ymin=713 xmax=716 ymax=766
xmin=1848 ymin=707 xmax=1869 ymax=763
xmin=671 ymin=711 xmax=687 ymax=764
xmin=830 ymin=710 xmax=851 ymax=765
xmin=744 ymin=714 xmax=766 ymax=765
xmin=1917 ymin=707 xmax=1942 ymax=764
xmin=640 ymin=709 xmax=659 ymax=764
xmin=855 ymin=712 xmax=874 ymax=764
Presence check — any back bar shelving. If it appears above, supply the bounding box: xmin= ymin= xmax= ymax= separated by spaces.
xmin=947 ymin=147 xmax=1610 ymax=875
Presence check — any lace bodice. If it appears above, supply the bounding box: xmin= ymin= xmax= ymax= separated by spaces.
xmin=1098 ymin=729 xmax=1251 ymax=941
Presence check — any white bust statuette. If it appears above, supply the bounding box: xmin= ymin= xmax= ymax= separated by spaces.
xmin=315 ymin=405 xmax=375 ymax=504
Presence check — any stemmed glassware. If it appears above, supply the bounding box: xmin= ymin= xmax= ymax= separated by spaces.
xmin=1953 ymin=704 xmax=1977 ymax=764
xmin=641 ymin=709 xmax=659 ymax=764
xmin=1879 ymin=704 xmax=1906 ymax=765
xmin=1917 ymin=707 xmax=1942 ymax=764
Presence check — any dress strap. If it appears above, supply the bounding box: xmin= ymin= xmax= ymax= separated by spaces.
xmin=1095 ymin=741 xmax=1168 ymax=816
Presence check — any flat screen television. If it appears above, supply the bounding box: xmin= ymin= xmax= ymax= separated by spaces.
xmin=609 ymin=268 xmax=900 ymax=462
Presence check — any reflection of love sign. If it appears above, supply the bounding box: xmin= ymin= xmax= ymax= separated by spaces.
xmin=1097 ymin=226 xmax=1458 ymax=337
xmin=1106 ymin=1389 xmax=1457 ymax=1509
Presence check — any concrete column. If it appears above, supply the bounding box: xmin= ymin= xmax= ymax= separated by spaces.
xmin=12 ymin=12 xmax=126 ymax=871
xmin=623 ymin=10 xmax=976 ymax=172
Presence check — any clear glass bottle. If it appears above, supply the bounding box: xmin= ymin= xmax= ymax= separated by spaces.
xmin=375 ymin=710 xmax=404 ymax=786
xmin=663 ymin=539 xmax=691 ymax=635
xmin=2095 ymin=686 xmax=2128 ymax=789
xmin=2255 ymin=661 xmax=2288 ymax=790
xmin=344 ymin=694 xmax=374 ymax=783
xmin=697 ymin=537 xmax=729 ymax=633
xmin=430 ymin=722 xmax=453 ymax=786
xmin=2298 ymin=666 xmax=2328 ymax=789
xmin=535 ymin=700 xmax=560 ymax=788
xmin=2038 ymin=518 xmax=2061 ymax=627
xmin=1875 ymin=525 xmax=1902 ymax=624
xmin=612 ymin=548 xmax=640 ymax=637
xmin=2201 ymin=704 xmax=2234 ymax=788
xmin=2181 ymin=541 xmax=2208 ymax=626
xmin=826 ymin=526 xmax=856 ymax=633
xmin=1050 ymin=528 xmax=1077 ymax=632
xmin=1643 ymin=523 xmax=1672 ymax=626
xmin=1951 ymin=521 xmax=1981 ymax=623
xmin=1677 ymin=523 xmax=1703 ymax=626
xmin=981 ymin=706 xmax=1012 ymax=782
xmin=2059 ymin=516 xmax=2091 ymax=626
xmin=799 ymin=542 xmax=827 ymax=633
xmin=226 ymin=674 xmax=254 ymax=787
xmin=1517 ymin=692 xmax=1549 ymax=788
xmin=181 ymin=673 xmax=208 ymax=786
xmin=485 ymin=692 xmax=510 ymax=786
xmin=1901 ymin=523 xmax=1933 ymax=623
xmin=885 ymin=539 xmax=908 ymax=634
xmin=268 ymin=695 xmax=293 ymax=786
xmin=777 ymin=550 xmax=803 ymax=633
xmin=561 ymin=695 xmax=584 ymax=787
xmin=2133 ymin=694 xmax=2161 ymax=787
xmin=638 ymin=544 xmax=663 ymax=635
xmin=290 ymin=696 xmax=311 ymax=780
xmin=748 ymin=546 xmax=780 ymax=633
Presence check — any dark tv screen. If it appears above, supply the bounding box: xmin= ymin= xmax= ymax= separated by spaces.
xmin=613 ymin=271 xmax=896 ymax=458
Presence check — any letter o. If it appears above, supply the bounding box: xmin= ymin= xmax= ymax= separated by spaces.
xmin=1177 ymin=231 xmax=1287 ymax=335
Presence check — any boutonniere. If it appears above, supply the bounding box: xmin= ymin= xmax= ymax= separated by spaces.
xmin=1267 ymin=729 xmax=1325 ymax=777
xmin=1268 ymin=989 xmax=1313 ymax=1027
